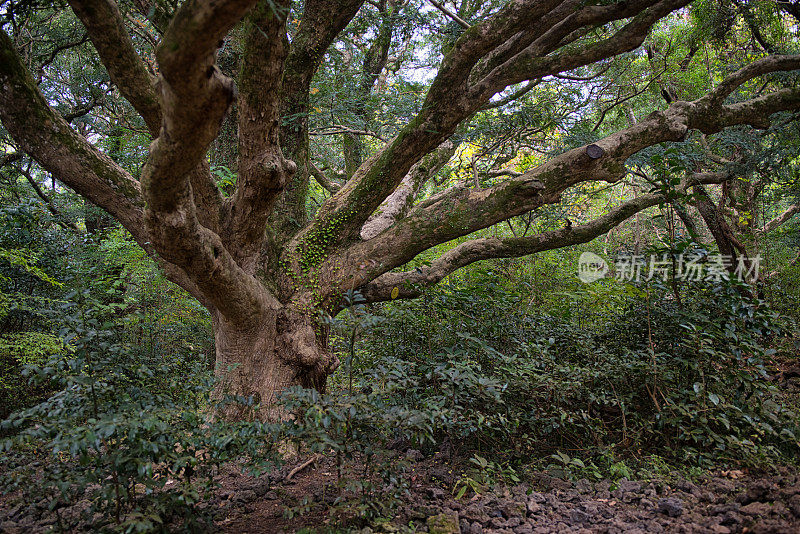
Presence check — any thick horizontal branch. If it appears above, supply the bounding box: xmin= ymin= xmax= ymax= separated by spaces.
xmin=487 ymin=168 xmax=522 ymax=178
xmin=432 ymin=56 xmax=800 ymax=252
xmin=359 ymin=172 xmax=729 ymax=303
xmin=325 ymin=65 xmax=800 ymax=299
xmin=691 ymin=86 xmax=800 ymax=133
xmin=331 ymin=102 xmax=697 ymax=289
xmin=0 ymin=29 xmax=144 ymax=239
xmin=700 ymin=55 xmax=800 ymax=107
xmin=360 ymin=193 xmax=666 ymax=302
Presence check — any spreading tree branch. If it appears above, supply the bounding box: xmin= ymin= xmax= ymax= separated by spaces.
xmin=67 ymin=0 xmax=162 ymax=134
xmin=324 ymin=58 xmax=800 ymax=299
xmin=0 ymin=29 xmax=144 ymax=238
xmin=140 ymin=0 xmax=281 ymax=323
xmin=360 ymin=194 xmax=665 ymax=302
xmin=288 ymin=0 xmax=685 ymax=261
xmin=0 ymin=28 xmax=210 ymax=308
xmin=359 ymin=173 xmax=729 ymax=302
xmin=698 ymin=55 xmax=800 ymax=108
xmin=758 ymin=203 xmax=800 ymax=234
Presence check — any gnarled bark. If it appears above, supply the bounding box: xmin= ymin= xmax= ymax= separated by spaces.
xmin=3 ymin=0 xmax=800 ymax=421
xmin=212 ymin=307 xmax=337 ymax=420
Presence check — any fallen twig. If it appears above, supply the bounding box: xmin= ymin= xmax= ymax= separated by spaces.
xmin=286 ymin=454 xmax=320 ymax=481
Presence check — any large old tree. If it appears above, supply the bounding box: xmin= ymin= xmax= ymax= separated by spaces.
xmin=1 ymin=0 xmax=799 ymax=419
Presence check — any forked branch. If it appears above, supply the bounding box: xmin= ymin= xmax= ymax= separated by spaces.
xmin=360 ymin=173 xmax=730 ymax=302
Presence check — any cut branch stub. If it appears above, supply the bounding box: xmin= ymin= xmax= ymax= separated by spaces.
xmin=586 ymin=144 xmax=605 ymax=159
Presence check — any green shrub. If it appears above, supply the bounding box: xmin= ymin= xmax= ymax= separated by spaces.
xmin=351 ymin=272 xmax=799 ymax=469
xmin=0 ymin=288 xmax=279 ymax=532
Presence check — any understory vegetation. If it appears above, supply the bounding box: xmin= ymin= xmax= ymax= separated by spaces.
xmin=1 ymin=213 xmax=799 ymax=530
xmin=2 ymin=0 xmax=800 ymax=531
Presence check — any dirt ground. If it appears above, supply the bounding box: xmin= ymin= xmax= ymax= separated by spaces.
xmin=212 ymin=453 xmax=800 ymax=534
xmin=3 ymin=450 xmax=800 ymax=533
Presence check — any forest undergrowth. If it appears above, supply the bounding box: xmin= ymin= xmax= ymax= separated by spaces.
xmin=1 ymin=247 xmax=799 ymax=532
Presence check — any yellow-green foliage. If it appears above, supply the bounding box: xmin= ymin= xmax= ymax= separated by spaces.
xmin=0 ymin=331 xmax=64 ymax=369
xmin=0 ymin=248 xmax=62 ymax=289
xmin=0 ymin=332 xmax=65 ymax=417
xmin=0 ymin=245 xmax=64 ymax=415
xmin=0 ymin=247 xmax=62 ymax=321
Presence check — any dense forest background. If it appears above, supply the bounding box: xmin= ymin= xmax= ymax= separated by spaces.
xmin=1 ymin=0 xmax=800 ymax=532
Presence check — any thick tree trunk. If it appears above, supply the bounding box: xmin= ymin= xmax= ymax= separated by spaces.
xmin=211 ymin=308 xmax=338 ymax=420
